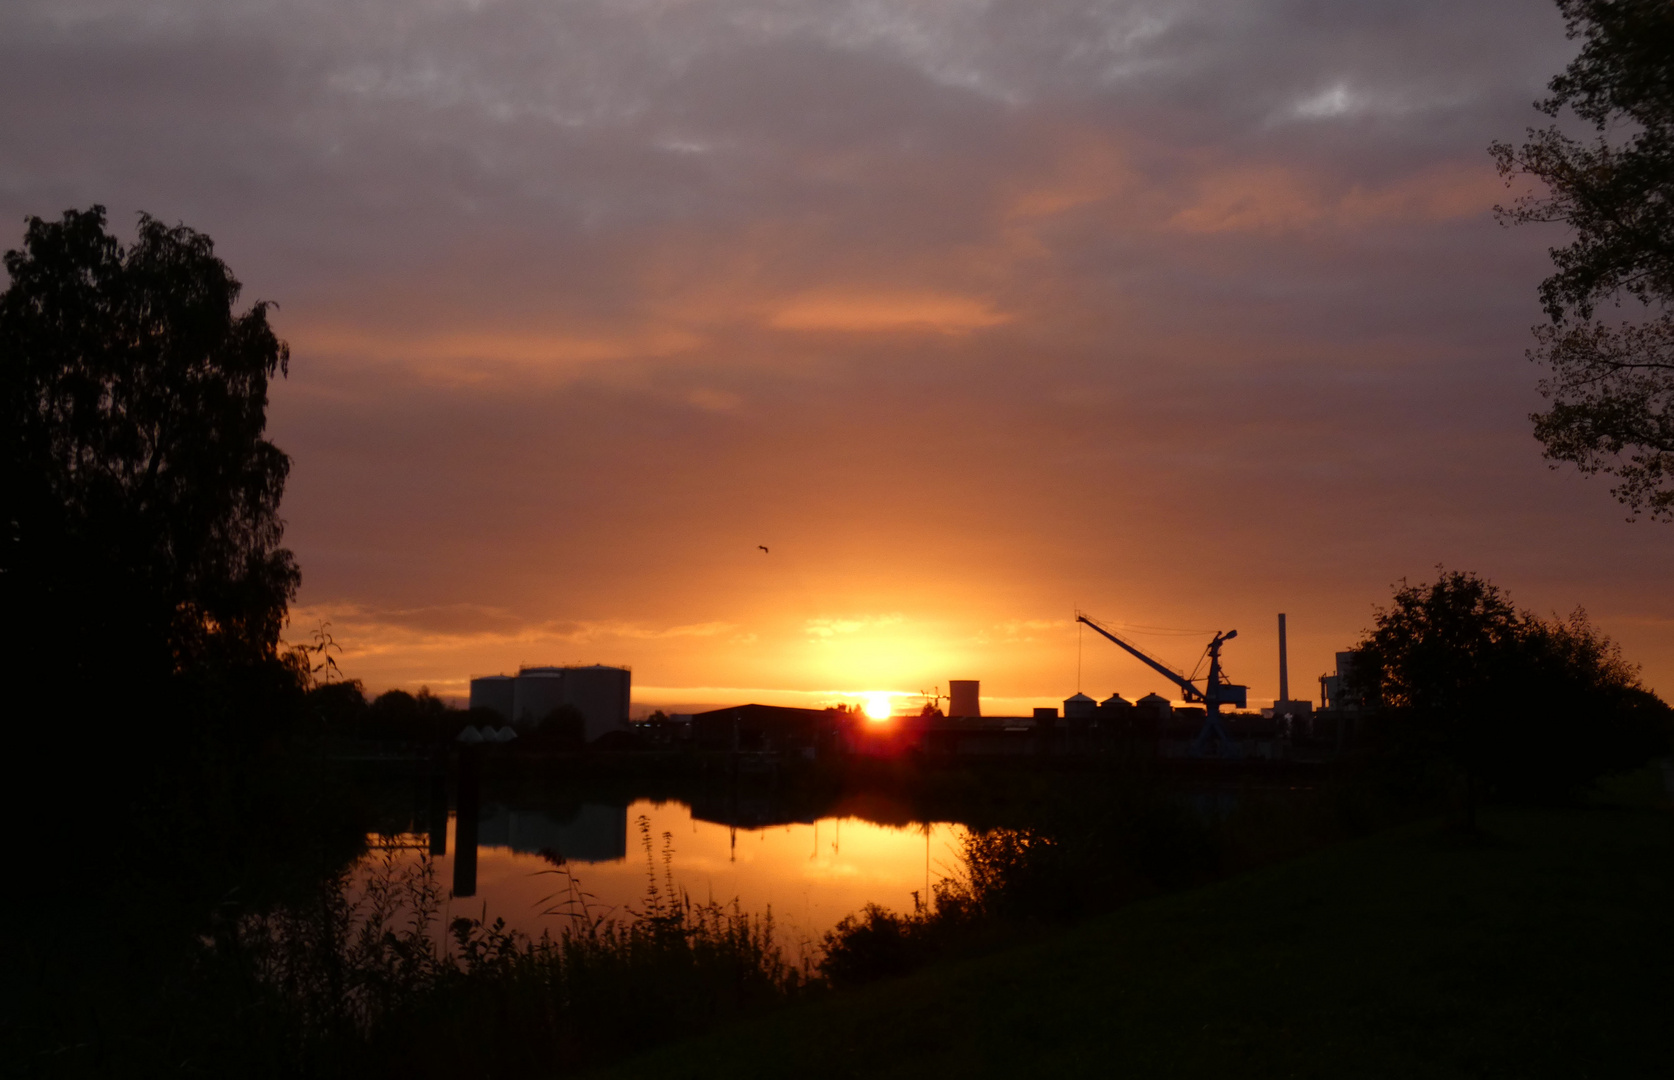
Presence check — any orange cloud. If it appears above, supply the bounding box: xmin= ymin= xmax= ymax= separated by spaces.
xmin=768 ymin=291 xmax=1012 ymax=333
xmin=1169 ymin=161 xmax=1503 ymax=236
xmin=289 ymin=322 xmax=702 ymax=370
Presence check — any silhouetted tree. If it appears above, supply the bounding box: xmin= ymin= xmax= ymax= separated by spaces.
xmin=528 ymin=704 xmax=586 ymax=747
xmin=306 ymin=679 xmax=369 ymax=732
xmin=1353 ymin=569 xmax=1669 ymax=825
xmin=363 ymin=687 xmax=453 ymax=742
xmin=1491 ymin=0 xmax=1674 ymax=519
xmin=1 ymin=207 xmax=298 ymax=736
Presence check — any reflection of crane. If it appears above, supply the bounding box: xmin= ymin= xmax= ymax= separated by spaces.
xmin=1075 ymin=612 xmax=1248 ymax=756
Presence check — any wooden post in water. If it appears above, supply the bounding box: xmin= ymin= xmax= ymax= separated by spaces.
xmin=427 ymin=764 xmax=448 ymax=857
xmin=452 ymin=745 xmax=480 ymax=897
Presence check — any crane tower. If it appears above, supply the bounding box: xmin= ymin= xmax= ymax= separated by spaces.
xmin=1075 ymin=612 xmax=1248 ymax=756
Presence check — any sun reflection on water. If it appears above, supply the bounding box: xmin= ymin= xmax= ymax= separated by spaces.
xmin=362 ymin=798 xmax=967 ymax=957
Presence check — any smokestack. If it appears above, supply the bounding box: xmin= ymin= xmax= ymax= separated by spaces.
xmin=1277 ymin=613 xmax=1290 ymax=703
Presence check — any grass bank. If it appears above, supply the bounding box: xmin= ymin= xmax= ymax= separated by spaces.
xmin=601 ymin=768 xmax=1673 ymax=1079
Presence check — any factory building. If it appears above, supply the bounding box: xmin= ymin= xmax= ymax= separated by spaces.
xmin=690 ymin=703 xmax=844 ymax=755
xmin=1268 ymin=613 xmax=1315 ymax=724
xmin=469 ymin=664 xmax=631 ymax=744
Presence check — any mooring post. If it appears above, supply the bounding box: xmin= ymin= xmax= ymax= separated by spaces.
xmin=427 ymin=761 xmax=448 ymax=857
xmin=452 ymin=744 xmax=480 ymax=897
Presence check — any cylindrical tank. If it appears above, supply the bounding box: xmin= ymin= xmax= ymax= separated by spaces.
xmin=469 ymin=674 xmax=516 ymax=723
xmin=948 ymin=680 xmax=980 ymax=718
xmin=510 ymin=664 xmax=632 ymax=741
xmin=512 ymin=669 xmax=566 ymax=728
xmin=561 ymin=664 xmax=632 ymax=742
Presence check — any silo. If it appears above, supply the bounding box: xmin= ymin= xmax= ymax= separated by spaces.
xmin=1098 ymin=693 xmax=1134 ymax=724
xmin=1135 ymin=692 xmax=1173 ymax=727
xmin=948 ymin=680 xmax=980 ymax=718
xmin=469 ymin=675 xmax=516 ymax=723
xmin=1063 ymin=692 xmax=1097 ymax=720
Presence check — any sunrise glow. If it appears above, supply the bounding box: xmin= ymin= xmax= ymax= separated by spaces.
xmin=863 ymin=694 xmax=893 ymax=721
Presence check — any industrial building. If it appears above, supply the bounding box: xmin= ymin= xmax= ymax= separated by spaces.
xmin=468 ymin=664 xmax=631 ymax=743
xmin=1266 ymin=613 xmax=1315 ymax=731
xmin=1319 ymin=651 xmax=1363 ymax=712
xmin=689 ymin=703 xmax=845 ymax=756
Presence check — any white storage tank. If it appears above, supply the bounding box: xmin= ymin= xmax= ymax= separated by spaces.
xmin=513 ymin=667 xmax=567 ymax=729
xmin=1063 ymin=693 xmax=1097 ymax=720
xmin=469 ymin=675 xmax=516 ymax=722
xmin=511 ymin=664 xmax=632 ymax=742
xmin=562 ymin=665 xmax=632 ymax=742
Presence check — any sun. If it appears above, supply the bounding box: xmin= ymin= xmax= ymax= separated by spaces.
xmin=863 ymin=693 xmax=892 ymax=721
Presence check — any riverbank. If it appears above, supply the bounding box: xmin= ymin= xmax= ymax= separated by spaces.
xmin=601 ymin=767 xmax=1674 ymax=1079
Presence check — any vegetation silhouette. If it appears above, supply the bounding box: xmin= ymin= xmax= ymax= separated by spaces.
xmin=0 ymin=207 xmax=348 ymax=1077
xmin=2 ymin=205 xmax=301 ymax=766
xmin=202 ymin=816 xmax=810 ymax=1077
xmin=1351 ymin=568 xmax=1672 ymax=827
xmin=1492 ymin=0 xmax=1674 ymax=519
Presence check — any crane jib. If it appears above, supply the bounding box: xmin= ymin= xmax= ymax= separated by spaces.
xmin=1075 ymin=614 xmax=1248 ymax=709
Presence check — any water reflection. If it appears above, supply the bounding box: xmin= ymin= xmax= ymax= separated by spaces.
xmin=478 ymin=803 xmax=629 ymax=862
xmin=375 ymin=797 xmax=966 ymax=951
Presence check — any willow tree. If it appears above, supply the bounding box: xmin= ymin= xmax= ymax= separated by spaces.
xmin=1492 ymin=0 xmax=1674 ymax=521
xmin=0 ymin=207 xmax=298 ymax=724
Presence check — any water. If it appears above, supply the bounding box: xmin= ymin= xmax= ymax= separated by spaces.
xmin=366 ymin=796 xmax=969 ymax=955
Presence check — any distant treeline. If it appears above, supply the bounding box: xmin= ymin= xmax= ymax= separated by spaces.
xmin=306 ymin=680 xmax=600 ymax=747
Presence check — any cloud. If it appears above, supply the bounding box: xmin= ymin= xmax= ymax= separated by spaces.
xmin=805 ymin=614 xmax=906 ymax=640
xmin=768 ymin=291 xmax=1011 ymax=333
xmin=1167 ymin=160 xmax=1503 ymax=235
xmin=7 ymin=0 xmax=1670 ymax=702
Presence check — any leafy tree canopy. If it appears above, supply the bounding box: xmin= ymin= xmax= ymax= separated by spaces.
xmin=1353 ymin=569 xmax=1669 ymax=805
xmin=1491 ymin=0 xmax=1674 ymax=520
xmin=1 ymin=207 xmax=298 ymax=692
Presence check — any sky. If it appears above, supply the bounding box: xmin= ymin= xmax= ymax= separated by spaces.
xmin=4 ymin=0 xmax=1669 ymax=714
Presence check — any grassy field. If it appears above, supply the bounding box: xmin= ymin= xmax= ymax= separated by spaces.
xmin=600 ymin=768 xmax=1673 ymax=1079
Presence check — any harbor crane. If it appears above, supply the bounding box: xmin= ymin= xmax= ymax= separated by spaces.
xmin=1075 ymin=612 xmax=1248 ymax=756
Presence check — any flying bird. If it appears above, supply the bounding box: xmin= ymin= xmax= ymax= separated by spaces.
xmin=758 ymin=545 xmax=769 ymax=554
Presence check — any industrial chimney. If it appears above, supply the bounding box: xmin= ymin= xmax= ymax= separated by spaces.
xmin=1278 ymin=613 xmax=1290 ymax=704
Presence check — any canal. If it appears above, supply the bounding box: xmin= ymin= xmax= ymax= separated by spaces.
xmin=359 ymin=787 xmax=970 ymax=955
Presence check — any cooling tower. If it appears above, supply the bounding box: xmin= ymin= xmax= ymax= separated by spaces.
xmin=948 ymin=680 xmax=980 ymax=718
